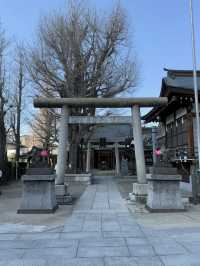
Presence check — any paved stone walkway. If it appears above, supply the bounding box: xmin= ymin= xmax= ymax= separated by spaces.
xmin=0 ymin=176 xmax=200 ymax=265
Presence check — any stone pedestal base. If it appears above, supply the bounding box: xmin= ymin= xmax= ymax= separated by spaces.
xmin=18 ymin=175 xmax=58 ymax=214
xmin=64 ymin=173 xmax=92 ymax=185
xmin=55 ymin=184 xmax=68 ymax=195
xmin=129 ymin=183 xmax=148 ymax=203
xmin=146 ymin=174 xmax=185 ymax=212
xmin=55 ymin=184 xmax=72 ymax=205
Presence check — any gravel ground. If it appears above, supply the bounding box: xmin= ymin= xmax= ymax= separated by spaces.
xmin=116 ymin=178 xmax=200 ymax=230
xmin=0 ymin=180 xmax=87 ymax=231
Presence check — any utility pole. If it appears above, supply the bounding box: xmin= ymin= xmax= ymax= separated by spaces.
xmin=189 ymin=0 xmax=200 ymax=170
xmin=189 ymin=0 xmax=200 ymax=203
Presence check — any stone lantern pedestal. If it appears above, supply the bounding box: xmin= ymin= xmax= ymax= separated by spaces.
xmin=18 ymin=168 xmax=58 ymax=214
xmin=146 ymin=167 xmax=185 ymax=212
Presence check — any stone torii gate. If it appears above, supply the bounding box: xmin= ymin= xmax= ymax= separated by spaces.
xmin=34 ymin=97 xmax=167 ymax=200
xmin=68 ymin=115 xmax=132 ymax=175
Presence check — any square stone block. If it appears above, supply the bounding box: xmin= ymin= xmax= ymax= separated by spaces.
xmin=18 ymin=174 xmax=58 ymax=214
xmin=146 ymin=175 xmax=185 ymax=212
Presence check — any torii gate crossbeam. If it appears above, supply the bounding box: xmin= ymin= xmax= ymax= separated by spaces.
xmin=34 ymin=97 xmax=167 ymax=108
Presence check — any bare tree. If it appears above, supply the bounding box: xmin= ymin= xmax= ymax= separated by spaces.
xmin=10 ymin=44 xmax=26 ymax=178
xmin=27 ymin=1 xmax=138 ymax=172
xmin=29 ymin=108 xmax=57 ymax=150
xmin=0 ymin=25 xmax=10 ymax=179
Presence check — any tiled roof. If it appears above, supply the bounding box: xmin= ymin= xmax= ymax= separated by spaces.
xmin=143 ymin=68 xmax=200 ymax=122
xmin=164 ymin=76 xmax=200 ymax=90
xmin=162 ymin=68 xmax=200 ymax=92
xmin=89 ymin=124 xmax=133 ymax=141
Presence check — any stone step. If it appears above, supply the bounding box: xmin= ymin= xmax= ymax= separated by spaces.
xmin=92 ymin=170 xmax=115 ymax=176
xmin=147 ymin=174 xmax=182 ymax=181
xmin=64 ymin=174 xmax=92 ymax=184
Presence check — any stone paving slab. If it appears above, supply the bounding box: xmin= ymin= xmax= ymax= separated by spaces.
xmin=0 ymin=258 xmax=105 ymax=266
xmin=0 ymin=175 xmax=200 ymax=265
xmin=82 ymin=220 xmax=101 ymax=232
xmin=0 ymin=224 xmax=47 ymax=234
xmin=147 ymin=236 xmax=178 ymax=245
xmin=135 ymin=257 xmax=164 ymax=266
xmin=171 ymin=232 xmax=200 ymax=242
xmin=104 ymin=256 xmax=163 ymax=266
xmin=160 ymin=254 xmax=200 ymax=266
xmin=0 ymin=234 xmax=19 ymax=240
xmin=0 ymin=240 xmax=35 ymax=249
xmin=0 ymin=259 xmax=47 ymax=266
xmin=63 ymin=224 xmax=83 ymax=232
xmin=128 ymin=244 xmax=156 ymax=257
xmin=77 ymin=246 xmax=130 ymax=257
xmin=0 ymin=249 xmax=25 ymax=260
xmin=79 ymin=237 xmax=126 ymax=247
xmin=82 ymin=214 xmax=101 ymax=232
xmin=102 ymin=230 xmax=144 ymax=238
xmin=119 ymin=224 xmax=142 ymax=232
xmin=102 ymin=221 xmax=121 ymax=231
xmin=18 ymin=233 xmax=60 ymax=240
xmin=32 ymin=239 xmax=78 ymax=248
xmin=125 ymin=237 xmax=149 ymax=246
xmin=60 ymin=232 xmax=103 ymax=240
xmin=117 ymin=217 xmax=139 ymax=225
xmin=152 ymin=243 xmax=188 ymax=256
xmin=179 ymin=241 xmax=200 ymax=253
xmin=73 ymin=210 xmax=130 ymax=214
xmin=47 ymin=258 xmax=104 ymax=266
xmin=23 ymin=247 xmax=77 ymax=259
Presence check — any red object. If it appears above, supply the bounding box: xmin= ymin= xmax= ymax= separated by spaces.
xmin=155 ymin=149 xmax=161 ymax=156
xmin=40 ymin=150 xmax=49 ymax=157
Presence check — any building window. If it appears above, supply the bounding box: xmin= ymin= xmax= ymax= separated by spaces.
xmin=166 ymin=116 xmax=187 ymax=150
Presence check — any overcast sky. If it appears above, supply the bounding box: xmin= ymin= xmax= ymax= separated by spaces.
xmin=0 ymin=0 xmax=200 ymax=120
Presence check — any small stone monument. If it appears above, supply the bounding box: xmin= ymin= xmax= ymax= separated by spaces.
xmin=18 ymin=148 xmax=58 ymax=214
xmin=191 ymin=168 xmax=200 ymax=204
xmin=146 ymin=166 xmax=184 ymax=212
xmin=121 ymin=157 xmax=129 ymax=176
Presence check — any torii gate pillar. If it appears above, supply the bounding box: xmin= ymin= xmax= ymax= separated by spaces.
xmin=130 ymin=105 xmax=148 ymax=202
xmin=56 ymin=105 xmax=69 ymax=185
xmin=132 ymin=105 xmax=146 ymax=183
xmin=55 ymin=105 xmax=72 ymax=204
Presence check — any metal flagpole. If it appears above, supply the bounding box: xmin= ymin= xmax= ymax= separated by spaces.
xmin=189 ymin=0 xmax=200 ymax=170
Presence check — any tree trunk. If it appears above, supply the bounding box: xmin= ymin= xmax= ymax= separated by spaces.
xmin=15 ymin=63 xmax=23 ymax=179
xmin=69 ymin=143 xmax=78 ymax=173
xmin=69 ymin=125 xmax=79 ymax=173
xmin=0 ymin=115 xmax=8 ymax=180
xmin=15 ymin=107 xmax=21 ymax=179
